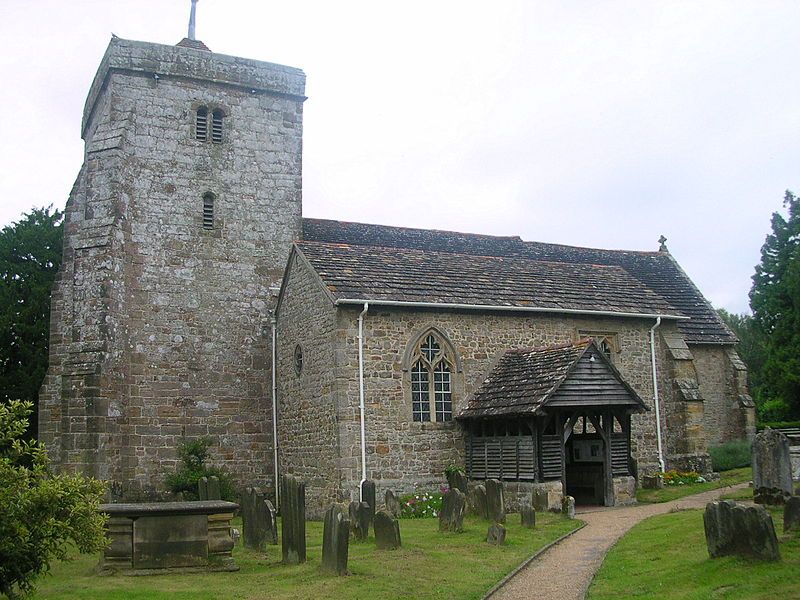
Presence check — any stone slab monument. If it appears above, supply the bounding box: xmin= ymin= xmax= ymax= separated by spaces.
xmin=321 ymin=504 xmax=350 ymax=576
xmin=487 ymin=523 xmax=506 ymax=545
xmin=361 ymin=479 xmax=377 ymax=534
xmin=752 ymin=428 xmax=793 ymax=505
xmin=562 ymin=495 xmax=576 ymax=519
xmin=349 ymin=501 xmax=371 ymax=541
xmin=281 ymin=475 xmax=306 ymax=564
xmin=438 ymin=488 xmax=466 ymax=533
xmin=703 ymin=500 xmax=780 ymax=561
xmin=384 ymin=490 xmax=402 ymax=518
xmin=241 ymin=487 xmax=277 ymax=550
xmin=784 ymin=496 xmax=800 ymax=534
xmin=521 ymin=504 xmax=536 ymax=528
xmin=486 ymin=479 xmax=505 ymax=523
xmin=374 ymin=509 xmax=401 ymax=550
xmin=446 ymin=469 xmax=468 ymax=494
xmin=467 ymin=483 xmax=488 ymax=519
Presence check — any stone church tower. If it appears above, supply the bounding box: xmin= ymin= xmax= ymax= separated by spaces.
xmin=38 ymin=37 xmax=305 ymax=498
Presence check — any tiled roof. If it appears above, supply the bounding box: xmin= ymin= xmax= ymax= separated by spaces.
xmin=296 ymin=241 xmax=681 ymax=317
xmin=302 ymin=218 xmax=735 ymax=343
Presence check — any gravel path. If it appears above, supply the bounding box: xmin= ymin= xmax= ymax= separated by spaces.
xmin=489 ymin=483 xmax=750 ymax=600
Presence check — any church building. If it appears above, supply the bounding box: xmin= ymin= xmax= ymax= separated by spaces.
xmin=39 ymin=35 xmax=755 ymax=515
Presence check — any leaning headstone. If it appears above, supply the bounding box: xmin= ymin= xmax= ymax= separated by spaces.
xmin=753 ymin=428 xmax=793 ymax=505
xmin=446 ymin=469 xmax=469 ymax=494
xmin=562 ymin=495 xmax=576 ymax=519
xmin=521 ymin=504 xmax=536 ymax=528
xmin=207 ymin=475 xmax=221 ymax=501
xmin=263 ymin=498 xmax=278 ymax=545
xmin=349 ymin=501 xmax=371 ymax=541
xmin=784 ymin=496 xmax=800 ymax=534
xmin=361 ymin=480 xmax=377 ymax=533
xmin=485 ymin=479 xmax=505 ymax=523
xmin=197 ymin=477 xmax=208 ymax=501
xmin=487 ymin=523 xmax=506 ymax=545
xmin=281 ymin=475 xmax=306 ymax=564
xmin=321 ymin=504 xmax=350 ymax=576
xmin=374 ymin=509 xmax=401 ymax=550
xmin=439 ymin=488 xmax=466 ymax=533
xmin=703 ymin=500 xmax=780 ymax=561
xmin=385 ymin=490 xmax=402 ymax=518
xmin=532 ymin=487 xmax=549 ymax=512
xmin=468 ymin=484 xmax=489 ymax=519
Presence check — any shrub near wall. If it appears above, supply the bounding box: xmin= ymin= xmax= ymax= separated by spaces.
xmin=708 ymin=439 xmax=751 ymax=472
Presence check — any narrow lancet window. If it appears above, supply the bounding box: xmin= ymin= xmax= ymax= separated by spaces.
xmin=196 ymin=107 xmax=208 ymax=141
xmin=202 ymin=192 xmax=215 ymax=229
xmin=211 ymin=109 xmax=224 ymax=143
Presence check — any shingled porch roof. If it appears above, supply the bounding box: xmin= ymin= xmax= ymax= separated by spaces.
xmin=457 ymin=339 xmax=648 ymax=419
xmin=295 ymin=241 xmax=684 ymax=319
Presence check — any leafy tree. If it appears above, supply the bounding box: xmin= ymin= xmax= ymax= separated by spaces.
xmin=749 ymin=190 xmax=800 ymax=419
xmin=0 ymin=207 xmax=64 ymax=437
xmin=164 ymin=437 xmax=236 ymax=501
xmin=0 ymin=399 xmax=107 ymax=599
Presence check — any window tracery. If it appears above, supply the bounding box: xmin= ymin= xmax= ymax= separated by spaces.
xmin=410 ymin=332 xmax=453 ymax=422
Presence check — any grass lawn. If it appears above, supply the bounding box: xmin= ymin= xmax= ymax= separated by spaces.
xmin=636 ymin=467 xmax=752 ymax=504
xmin=588 ymin=504 xmax=799 ymax=600
xmin=32 ymin=512 xmax=580 ymax=600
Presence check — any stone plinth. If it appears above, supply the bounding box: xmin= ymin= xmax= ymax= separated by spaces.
xmin=98 ymin=501 xmax=239 ymax=574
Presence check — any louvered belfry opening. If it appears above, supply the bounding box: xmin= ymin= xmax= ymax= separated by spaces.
xmin=211 ymin=109 xmax=224 ymax=143
xmin=196 ymin=106 xmax=208 ymax=141
xmin=202 ymin=192 xmax=215 ymax=229
xmin=458 ymin=339 xmax=646 ymax=507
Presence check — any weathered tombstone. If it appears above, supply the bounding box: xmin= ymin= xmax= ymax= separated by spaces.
xmin=374 ymin=509 xmax=401 ymax=550
xmin=439 ymin=488 xmax=466 ymax=533
xmin=487 ymin=523 xmax=506 ymax=545
xmin=562 ymin=495 xmax=576 ymax=519
xmin=349 ymin=501 xmax=371 ymax=541
xmin=468 ymin=484 xmax=489 ymax=519
xmin=321 ymin=504 xmax=350 ymax=576
xmin=361 ymin=480 xmax=376 ymax=535
xmin=207 ymin=475 xmax=221 ymax=501
xmin=281 ymin=475 xmax=306 ymax=564
xmin=532 ymin=487 xmax=549 ymax=512
xmin=485 ymin=479 xmax=505 ymax=523
xmin=642 ymin=474 xmax=664 ymax=490
xmin=521 ymin=504 xmax=536 ymax=528
xmin=703 ymin=500 xmax=780 ymax=561
xmin=241 ymin=488 xmax=278 ymax=550
xmin=753 ymin=428 xmax=793 ymax=505
xmin=384 ymin=490 xmax=402 ymax=518
xmin=784 ymin=496 xmax=800 ymax=534
xmin=446 ymin=469 xmax=468 ymax=494
xmin=198 ymin=477 xmax=208 ymax=501
xmin=263 ymin=498 xmax=278 ymax=545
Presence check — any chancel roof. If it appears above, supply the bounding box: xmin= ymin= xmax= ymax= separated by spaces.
xmin=302 ymin=218 xmax=735 ymax=343
xmin=295 ymin=240 xmax=681 ymax=318
xmin=457 ymin=339 xmax=648 ymax=419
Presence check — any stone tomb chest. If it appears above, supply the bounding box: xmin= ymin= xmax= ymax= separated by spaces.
xmin=99 ymin=500 xmax=239 ymax=574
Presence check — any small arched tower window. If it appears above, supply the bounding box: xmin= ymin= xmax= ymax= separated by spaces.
xmin=202 ymin=192 xmax=215 ymax=229
xmin=211 ymin=109 xmax=224 ymax=143
xmin=195 ymin=106 xmax=209 ymax=141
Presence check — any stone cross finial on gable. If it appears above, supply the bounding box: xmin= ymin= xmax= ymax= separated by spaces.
xmin=188 ymin=0 xmax=199 ymax=40
xmin=658 ymin=235 xmax=668 ymax=252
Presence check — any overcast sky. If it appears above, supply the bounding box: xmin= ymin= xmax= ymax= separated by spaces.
xmin=1 ymin=1 xmax=797 ymax=314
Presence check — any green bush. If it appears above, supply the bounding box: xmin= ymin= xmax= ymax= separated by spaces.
xmin=164 ymin=438 xmax=235 ymax=501
xmin=399 ymin=491 xmax=444 ymax=518
xmin=659 ymin=470 xmax=705 ymax=486
xmin=757 ymin=398 xmax=792 ymax=423
xmin=708 ymin=439 xmax=751 ymax=472
xmin=0 ymin=400 xmax=107 ymax=599
xmin=757 ymin=420 xmax=800 ymax=430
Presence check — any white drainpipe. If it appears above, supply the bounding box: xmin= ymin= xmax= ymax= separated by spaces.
xmin=650 ymin=316 xmax=666 ymax=473
xmin=357 ymin=302 xmax=369 ymax=500
xmin=271 ymin=316 xmax=280 ymax=509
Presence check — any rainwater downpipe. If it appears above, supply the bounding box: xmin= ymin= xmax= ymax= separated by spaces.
xmin=357 ymin=303 xmax=369 ymax=501
xmin=271 ymin=316 xmax=280 ymax=510
xmin=649 ymin=316 xmax=666 ymax=473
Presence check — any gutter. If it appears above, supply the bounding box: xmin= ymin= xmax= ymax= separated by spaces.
xmin=334 ymin=298 xmax=687 ymax=321
xmin=650 ymin=317 xmax=666 ymax=472
xmin=357 ymin=302 xmax=369 ymax=499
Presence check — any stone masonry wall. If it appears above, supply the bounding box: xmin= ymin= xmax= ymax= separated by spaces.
xmin=40 ymin=38 xmax=305 ymax=499
xmin=276 ymin=253 xmax=341 ymax=514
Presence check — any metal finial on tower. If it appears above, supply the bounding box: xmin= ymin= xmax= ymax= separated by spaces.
xmin=188 ymin=0 xmax=199 ymax=41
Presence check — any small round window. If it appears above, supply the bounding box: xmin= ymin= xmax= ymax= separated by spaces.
xmin=293 ymin=344 xmax=303 ymax=376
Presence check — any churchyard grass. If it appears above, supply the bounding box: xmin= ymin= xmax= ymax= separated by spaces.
xmin=32 ymin=512 xmax=580 ymax=600
xmin=587 ymin=504 xmax=799 ymax=599
xmin=636 ymin=467 xmax=752 ymax=504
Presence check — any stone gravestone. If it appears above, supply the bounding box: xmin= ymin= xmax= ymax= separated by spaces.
xmin=468 ymin=484 xmax=489 ymax=520
xmin=485 ymin=479 xmax=505 ymax=523
xmin=361 ymin=480 xmax=377 ymax=534
xmin=385 ymin=490 xmax=402 ymax=518
xmin=241 ymin=488 xmax=278 ymax=550
xmin=784 ymin=496 xmax=800 ymax=534
xmin=281 ymin=475 xmax=306 ymax=564
xmin=348 ymin=501 xmax=371 ymax=541
xmin=197 ymin=477 xmax=208 ymax=501
xmin=521 ymin=504 xmax=536 ymax=528
xmin=439 ymin=488 xmax=466 ymax=533
xmin=703 ymin=500 xmax=780 ymax=561
xmin=753 ymin=427 xmax=793 ymax=505
xmin=321 ymin=504 xmax=350 ymax=576
xmin=532 ymin=487 xmax=549 ymax=512
xmin=487 ymin=523 xmax=506 ymax=545
xmin=642 ymin=474 xmax=664 ymax=490
xmin=263 ymin=498 xmax=278 ymax=545
xmin=446 ymin=469 xmax=469 ymax=494
xmin=374 ymin=509 xmax=401 ymax=550
xmin=562 ymin=495 xmax=576 ymax=519
xmin=206 ymin=475 xmax=221 ymax=501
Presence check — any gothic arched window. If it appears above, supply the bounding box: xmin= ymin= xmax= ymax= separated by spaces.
xmin=410 ymin=333 xmax=453 ymax=422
